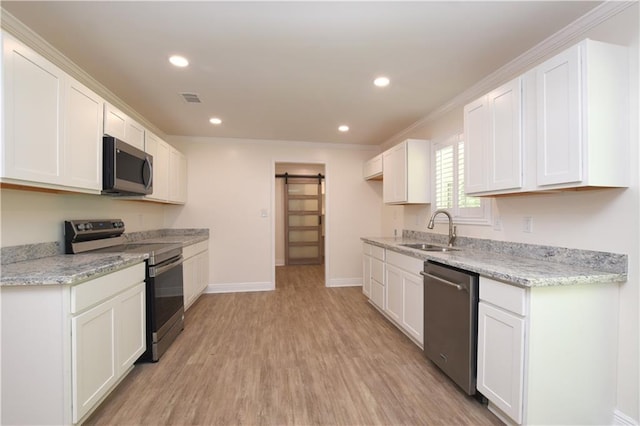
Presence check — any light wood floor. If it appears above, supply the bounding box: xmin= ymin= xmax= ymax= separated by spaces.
xmin=85 ymin=265 xmax=501 ymax=425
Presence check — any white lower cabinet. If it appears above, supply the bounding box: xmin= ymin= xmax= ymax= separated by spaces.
xmin=384 ymin=251 xmax=424 ymax=345
xmin=384 ymin=264 xmax=403 ymax=323
xmin=183 ymin=240 xmax=210 ymax=310
xmin=362 ymin=246 xmax=372 ymax=297
xmin=362 ymin=243 xmax=385 ymax=309
xmin=477 ymin=299 xmax=525 ymax=423
xmin=72 ymin=299 xmax=118 ymax=422
xmin=1 ymin=262 xmax=146 ymax=425
xmin=477 ymin=276 xmax=619 ymax=425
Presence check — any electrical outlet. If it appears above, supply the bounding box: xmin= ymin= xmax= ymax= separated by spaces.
xmin=523 ymin=216 xmax=533 ymax=233
xmin=493 ymin=217 xmax=503 ymax=231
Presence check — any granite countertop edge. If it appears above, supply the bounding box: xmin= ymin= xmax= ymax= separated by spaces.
xmin=362 ymin=237 xmax=627 ymax=288
xmin=0 ymin=228 xmax=210 ymax=287
xmin=1 ymin=253 xmax=148 ymax=287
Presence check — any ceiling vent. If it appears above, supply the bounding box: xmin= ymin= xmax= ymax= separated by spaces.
xmin=180 ymin=92 xmax=201 ymax=103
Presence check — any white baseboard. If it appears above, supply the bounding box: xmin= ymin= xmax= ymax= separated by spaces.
xmin=204 ymin=282 xmax=274 ymax=294
xmin=614 ymin=410 xmax=639 ymax=426
xmin=327 ymin=278 xmax=362 ymax=288
xmin=204 ymin=278 xmax=361 ymax=292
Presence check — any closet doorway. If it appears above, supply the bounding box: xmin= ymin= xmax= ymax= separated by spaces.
xmin=275 ymin=163 xmax=325 ymax=267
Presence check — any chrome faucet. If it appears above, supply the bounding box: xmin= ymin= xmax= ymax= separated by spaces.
xmin=427 ymin=209 xmax=457 ymax=247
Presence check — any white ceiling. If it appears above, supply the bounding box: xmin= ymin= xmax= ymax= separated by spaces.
xmin=2 ymin=1 xmax=601 ymax=145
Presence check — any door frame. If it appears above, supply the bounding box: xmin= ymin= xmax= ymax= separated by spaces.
xmin=271 ymin=160 xmax=329 ymax=287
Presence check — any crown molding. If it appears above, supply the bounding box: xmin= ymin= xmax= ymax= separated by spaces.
xmin=1 ymin=8 xmax=167 ymax=139
xmin=384 ymin=0 xmax=637 ymax=147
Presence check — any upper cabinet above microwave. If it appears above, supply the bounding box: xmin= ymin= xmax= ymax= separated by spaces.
xmin=1 ymin=31 xmax=104 ymax=194
xmin=104 ymin=103 xmax=145 ymax=151
xmin=464 ymin=39 xmax=629 ymax=197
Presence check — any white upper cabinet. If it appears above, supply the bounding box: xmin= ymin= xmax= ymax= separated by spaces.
xmin=363 ymin=153 xmax=383 ymax=180
xmin=104 ymin=103 xmax=145 ymax=151
xmin=63 ymin=78 xmax=104 ymax=191
xmin=169 ymin=147 xmax=187 ymax=204
xmin=382 ymin=139 xmax=430 ymax=204
xmin=465 ymin=78 xmax=523 ymax=195
xmin=536 ymin=39 xmax=628 ymax=189
xmin=2 ymin=31 xmax=64 ymax=185
xmin=144 ymin=132 xmax=187 ymax=204
xmin=464 ymin=39 xmax=629 ymax=196
xmin=1 ymin=32 xmax=103 ymax=193
xmin=144 ymin=131 xmax=170 ymax=202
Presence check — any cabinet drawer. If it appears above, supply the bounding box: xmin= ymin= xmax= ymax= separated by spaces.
xmin=386 ymin=250 xmax=422 ymax=275
xmin=370 ymin=245 xmax=385 ymax=261
xmin=71 ymin=263 xmax=145 ymax=314
xmin=183 ymin=240 xmax=208 ymax=259
xmin=371 ymin=258 xmax=384 ymax=283
xmin=479 ymin=276 xmax=527 ymax=316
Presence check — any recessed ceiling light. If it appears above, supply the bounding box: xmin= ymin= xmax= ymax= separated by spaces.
xmin=374 ymin=76 xmax=390 ymax=87
xmin=209 ymin=117 xmax=222 ymax=125
xmin=169 ymin=55 xmax=189 ymax=67
xmin=338 ymin=125 xmax=349 ymax=132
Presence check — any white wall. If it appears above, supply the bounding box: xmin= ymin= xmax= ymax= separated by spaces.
xmin=381 ymin=6 xmax=639 ymax=422
xmin=164 ymin=136 xmax=382 ymax=289
xmin=0 ymin=189 xmax=167 ymax=246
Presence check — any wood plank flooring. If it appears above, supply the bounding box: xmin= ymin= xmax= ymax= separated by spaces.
xmin=85 ymin=265 xmax=501 ymax=425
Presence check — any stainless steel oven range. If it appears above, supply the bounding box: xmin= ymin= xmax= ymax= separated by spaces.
xmin=65 ymin=219 xmax=184 ymax=362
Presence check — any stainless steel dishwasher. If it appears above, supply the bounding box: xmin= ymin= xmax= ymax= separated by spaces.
xmin=421 ymin=260 xmax=479 ymax=395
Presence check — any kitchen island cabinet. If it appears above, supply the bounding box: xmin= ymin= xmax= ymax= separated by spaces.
xmin=1 ymin=261 xmax=146 ymax=425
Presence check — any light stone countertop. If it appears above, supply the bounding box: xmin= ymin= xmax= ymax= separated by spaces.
xmin=136 ymin=235 xmax=208 ymax=246
xmin=0 ymin=253 xmax=148 ymax=286
xmin=363 ymin=237 xmax=627 ymax=288
xmin=0 ymin=228 xmax=209 ymax=287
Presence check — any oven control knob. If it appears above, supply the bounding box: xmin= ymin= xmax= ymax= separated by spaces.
xmin=86 ymin=223 xmax=93 ymax=230
xmin=77 ymin=223 xmax=85 ymax=231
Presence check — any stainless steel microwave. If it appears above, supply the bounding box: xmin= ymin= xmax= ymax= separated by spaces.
xmin=102 ymin=136 xmax=153 ymax=195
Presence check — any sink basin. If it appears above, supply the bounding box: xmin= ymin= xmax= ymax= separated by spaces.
xmin=400 ymin=243 xmax=459 ymax=252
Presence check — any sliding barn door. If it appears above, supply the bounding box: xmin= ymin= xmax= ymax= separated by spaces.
xmin=285 ymin=177 xmax=323 ymax=265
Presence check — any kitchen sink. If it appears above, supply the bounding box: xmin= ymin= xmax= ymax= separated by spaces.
xmin=400 ymin=243 xmax=460 ymax=252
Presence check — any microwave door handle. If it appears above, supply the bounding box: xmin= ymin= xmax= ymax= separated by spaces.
xmin=143 ymin=156 xmax=153 ymax=190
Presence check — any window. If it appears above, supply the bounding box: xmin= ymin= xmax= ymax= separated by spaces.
xmin=432 ymin=133 xmax=491 ymax=224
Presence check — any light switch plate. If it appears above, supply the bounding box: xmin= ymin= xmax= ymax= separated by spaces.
xmin=523 ymin=216 xmax=533 ymax=233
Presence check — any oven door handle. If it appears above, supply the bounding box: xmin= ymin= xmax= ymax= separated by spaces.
xmin=149 ymin=256 xmax=183 ymax=278
xmin=420 ymin=271 xmax=466 ymax=292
